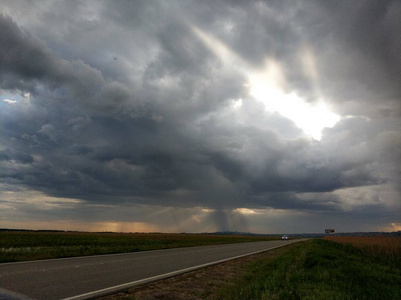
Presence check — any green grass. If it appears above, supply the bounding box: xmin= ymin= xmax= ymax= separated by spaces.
xmin=212 ymin=239 xmax=401 ymax=300
xmin=0 ymin=231 xmax=278 ymax=263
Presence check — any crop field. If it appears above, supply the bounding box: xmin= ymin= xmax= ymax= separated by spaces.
xmin=324 ymin=236 xmax=401 ymax=266
xmin=211 ymin=239 xmax=401 ymax=299
xmin=0 ymin=231 xmax=278 ymax=263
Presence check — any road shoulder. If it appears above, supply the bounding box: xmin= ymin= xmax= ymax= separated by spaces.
xmin=96 ymin=242 xmax=299 ymax=300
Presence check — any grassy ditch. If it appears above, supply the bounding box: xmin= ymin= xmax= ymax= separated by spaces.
xmin=0 ymin=231 xmax=278 ymax=263
xmin=212 ymin=239 xmax=401 ymax=300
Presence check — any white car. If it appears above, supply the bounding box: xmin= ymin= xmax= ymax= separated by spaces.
xmin=281 ymin=235 xmax=289 ymax=240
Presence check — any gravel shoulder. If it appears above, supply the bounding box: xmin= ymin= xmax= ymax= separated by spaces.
xmin=96 ymin=242 xmax=298 ymax=300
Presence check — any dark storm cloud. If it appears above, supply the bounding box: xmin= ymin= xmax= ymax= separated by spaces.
xmin=0 ymin=13 xmax=138 ymax=116
xmin=321 ymin=1 xmax=401 ymax=101
xmin=0 ymin=1 xmax=400 ymax=232
xmin=183 ymin=1 xmax=401 ymax=115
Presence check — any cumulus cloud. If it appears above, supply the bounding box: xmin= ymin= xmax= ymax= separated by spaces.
xmin=0 ymin=0 xmax=399 ymax=233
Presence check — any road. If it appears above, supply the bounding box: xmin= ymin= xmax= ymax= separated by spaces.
xmin=0 ymin=239 xmax=303 ymax=300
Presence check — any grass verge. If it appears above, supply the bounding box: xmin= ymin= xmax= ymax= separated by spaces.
xmin=212 ymin=239 xmax=401 ymax=300
xmin=96 ymin=242 xmax=299 ymax=300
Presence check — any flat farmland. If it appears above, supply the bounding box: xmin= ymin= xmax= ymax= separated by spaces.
xmin=324 ymin=235 xmax=401 ymax=266
xmin=0 ymin=231 xmax=279 ymax=263
xmin=205 ymin=238 xmax=401 ymax=299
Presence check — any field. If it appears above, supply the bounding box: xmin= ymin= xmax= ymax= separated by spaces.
xmin=210 ymin=238 xmax=401 ymax=299
xmin=3 ymin=232 xmax=400 ymax=299
xmin=323 ymin=235 xmax=401 ymax=266
xmin=0 ymin=231 xmax=278 ymax=263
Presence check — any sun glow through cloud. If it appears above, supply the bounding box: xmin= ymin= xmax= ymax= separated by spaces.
xmin=192 ymin=25 xmax=340 ymax=140
xmin=247 ymin=61 xmax=341 ymax=140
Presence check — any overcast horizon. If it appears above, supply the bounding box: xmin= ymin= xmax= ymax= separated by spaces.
xmin=0 ymin=0 xmax=400 ymax=234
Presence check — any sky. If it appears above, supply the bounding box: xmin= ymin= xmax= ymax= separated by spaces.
xmin=0 ymin=0 xmax=400 ymax=234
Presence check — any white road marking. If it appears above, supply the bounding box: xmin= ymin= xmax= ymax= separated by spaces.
xmin=61 ymin=241 xmax=301 ymax=300
xmin=0 ymin=246 xmax=190 ymax=266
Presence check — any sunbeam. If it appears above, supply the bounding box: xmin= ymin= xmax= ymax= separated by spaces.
xmin=191 ymin=25 xmax=340 ymax=140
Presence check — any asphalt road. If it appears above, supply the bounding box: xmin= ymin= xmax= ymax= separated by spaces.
xmin=0 ymin=239 xmax=303 ymax=300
